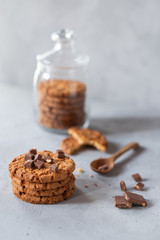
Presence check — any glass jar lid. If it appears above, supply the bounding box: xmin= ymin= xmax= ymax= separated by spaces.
xmin=37 ymin=29 xmax=90 ymax=71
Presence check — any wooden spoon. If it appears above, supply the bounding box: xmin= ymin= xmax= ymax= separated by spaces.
xmin=90 ymin=142 xmax=139 ymax=173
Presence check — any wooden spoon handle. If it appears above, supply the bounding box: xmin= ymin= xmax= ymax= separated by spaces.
xmin=112 ymin=142 xmax=139 ymax=162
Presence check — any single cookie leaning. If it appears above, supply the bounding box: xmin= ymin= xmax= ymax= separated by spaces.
xmin=68 ymin=127 xmax=108 ymax=152
xmin=9 ymin=150 xmax=75 ymax=183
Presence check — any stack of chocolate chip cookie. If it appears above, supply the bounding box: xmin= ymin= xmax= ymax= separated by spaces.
xmin=8 ymin=149 xmax=75 ymax=204
xmin=38 ymin=79 xmax=86 ymax=129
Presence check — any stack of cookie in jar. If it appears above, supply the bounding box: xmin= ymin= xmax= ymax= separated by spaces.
xmin=38 ymin=79 xmax=86 ymax=129
xmin=8 ymin=148 xmax=75 ymax=204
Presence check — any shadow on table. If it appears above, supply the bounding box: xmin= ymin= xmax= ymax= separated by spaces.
xmin=90 ymin=116 xmax=160 ymax=135
xmin=61 ymin=178 xmax=105 ymax=204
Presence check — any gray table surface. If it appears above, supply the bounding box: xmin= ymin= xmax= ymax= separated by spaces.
xmin=0 ymin=83 xmax=160 ymax=240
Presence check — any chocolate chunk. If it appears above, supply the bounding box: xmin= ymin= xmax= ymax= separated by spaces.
xmin=34 ymin=160 xmax=44 ymax=169
xmin=132 ymin=173 xmax=142 ymax=182
xmin=134 ymin=182 xmax=144 ymax=191
xmin=24 ymin=153 xmax=34 ymax=161
xmin=34 ymin=154 xmax=42 ymax=161
xmin=98 ymin=164 xmax=108 ymax=171
xmin=29 ymin=148 xmax=37 ymax=155
xmin=50 ymin=164 xmax=58 ymax=173
xmin=123 ymin=191 xmax=147 ymax=206
xmin=120 ymin=181 xmax=127 ymax=191
xmin=44 ymin=156 xmax=53 ymax=163
xmin=114 ymin=196 xmax=132 ymax=208
xmin=56 ymin=150 xmax=65 ymax=159
xmin=24 ymin=160 xmax=34 ymax=169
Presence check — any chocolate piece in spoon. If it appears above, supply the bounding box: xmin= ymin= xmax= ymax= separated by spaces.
xmin=98 ymin=164 xmax=108 ymax=171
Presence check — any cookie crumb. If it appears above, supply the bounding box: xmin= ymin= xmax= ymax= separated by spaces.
xmin=84 ymin=184 xmax=88 ymax=188
xmin=76 ymin=174 xmax=79 ymax=177
xmin=94 ymin=183 xmax=98 ymax=187
xmin=89 ymin=174 xmax=93 ymax=177
xmin=77 ymin=168 xmax=83 ymax=173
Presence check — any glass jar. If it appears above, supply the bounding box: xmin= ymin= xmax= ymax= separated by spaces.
xmin=33 ymin=29 xmax=90 ymax=133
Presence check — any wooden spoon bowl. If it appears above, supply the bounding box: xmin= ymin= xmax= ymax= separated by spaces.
xmin=90 ymin=142 xmax=139 ymax=174
xmin=90 ymin=158 xmax=114 ymax=173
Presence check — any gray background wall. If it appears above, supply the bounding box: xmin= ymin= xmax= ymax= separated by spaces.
xmin=0 ymin=0 xmax=159 ymax=108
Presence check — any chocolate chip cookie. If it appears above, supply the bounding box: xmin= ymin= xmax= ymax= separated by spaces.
xmin=8 ymin=149 xmax=76 ymax=204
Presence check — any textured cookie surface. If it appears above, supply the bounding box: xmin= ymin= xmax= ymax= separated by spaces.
xmin=38 ymin=93 xmax=85 ymax=106
xmin=9 ymin=150 xmax=75 ymax=183
xmin=60 ymin=137 xmax=81 ymax=155
xmin=38 ymin=79 xmax=86 ymax=97
xmin=12 ymin=176 xmax=75 ymax=197
xmin=11 ymin=174 xmax=74 ymax=191
xmin=39 ymin=103 xmax=85 ymax=113
xmin=13 ymin=185 xmax=75 ymax=204
xmin=68 ymin=127 xmax=108 ymax=152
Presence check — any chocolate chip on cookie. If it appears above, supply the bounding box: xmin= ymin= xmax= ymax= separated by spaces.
xmin=44 ymin=155 xmax=53 ymax=163
xmin=29 ymin=148 xmax=37 ymax=155
xmin=34 ymin=160 xmax=44 ymax=169
xmin=34 ymin=154 xmax=42 ymax=161
xmin=50 ymin=164 xmax=58 ymax=173
xmin=24 ymin=160 xmax=34 ymax=169
xmin=56 ymin=150 xmax=65 ymax=159
xmin=24 ymin=153 xmax=35 ymax=161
